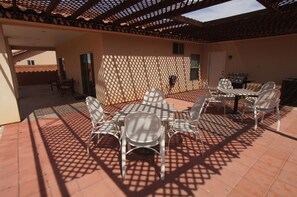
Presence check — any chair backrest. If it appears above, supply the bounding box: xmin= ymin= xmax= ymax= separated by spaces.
xmin=217 ymin=78 xmax=233 ymax=89
xmin=142 ymin=88 xmax=166 ymax=104
xmin=190 ymin=97 xmax=207 ymax=122
xmin=124 ymin=112 xmax=162 ymax=143
xmin=255 ymin=89 xmax=281 ymax=110
xmin=85 ymin=96 xmax=105 ymax=128
xmin=259 ymin=81 xmax=275 ymax=93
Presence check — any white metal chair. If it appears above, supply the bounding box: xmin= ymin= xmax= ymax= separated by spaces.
xmin=85 ymin=96 xmax=121 ymax=154
xmin=121 ymin=112 xmax=165 ymax=180
xmin=168 ymin=97 xmax=206 ymax=152
xmin=245 ymin=81 xmax=276 ymax=103
xmin=142 ymin=88 xmax=167 ymax=104
xmin=204 ymin=84 xmax=226 ymax=115
xmin=241 ymin=89 xmax=281 ymax=131
xmin=217 ymin=78 xmax=233 ymax=90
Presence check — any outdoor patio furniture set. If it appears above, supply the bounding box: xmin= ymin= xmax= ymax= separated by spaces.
xmin=85 ymin=81 xmax=281 ymax=179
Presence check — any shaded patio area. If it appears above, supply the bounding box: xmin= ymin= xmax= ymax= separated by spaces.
xmin=1 ymin=86 xmax=297 ymax=196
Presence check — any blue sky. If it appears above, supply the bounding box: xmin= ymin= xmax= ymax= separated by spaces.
xmin=183 ymin=0 xmax=266 ymax=22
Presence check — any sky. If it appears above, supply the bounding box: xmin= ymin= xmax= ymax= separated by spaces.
xmin=183 ymin=0 xmax=266 ymax=22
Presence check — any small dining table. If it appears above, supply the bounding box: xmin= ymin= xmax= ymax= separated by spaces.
xmin=112 ymin=103 xmax=174 ymax=127
xmin=218 ymin=88 xmax=258 ymax=113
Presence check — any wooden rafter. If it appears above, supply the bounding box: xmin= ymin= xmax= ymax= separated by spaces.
xmin=171 ymin=16 xmax=203 ymax=28
xmin=113 ymin=0 xmax=184 ymax=25
xmin=71 ymin=0 xmax=102 ymax=19
xmin=45 ymin=0 xmax=61 ymax=14
xmin=256 ymin=0 xmax=279 ymax=12
xmin=145 ymin=21 xmax=182 ymax=31
xmin=129 ymin=0 xmax=231 ymax=27
xmin=93 ymin=0 xmax=142 ymax=22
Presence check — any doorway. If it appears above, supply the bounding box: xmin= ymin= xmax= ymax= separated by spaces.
xmin=80 ymin=53 xmax=96 ymax=97
xmin=207 ymin=51 xmax=226 ymax=87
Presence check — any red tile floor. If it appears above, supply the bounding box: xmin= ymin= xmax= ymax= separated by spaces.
xmin=1 ymin=87 xmax=297 ymax=196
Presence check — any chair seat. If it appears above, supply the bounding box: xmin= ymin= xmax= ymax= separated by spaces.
xmin=170 ymin=119 xmax=195 ymax=132
xmin=94 ymin=121 xmax=119 ymax=135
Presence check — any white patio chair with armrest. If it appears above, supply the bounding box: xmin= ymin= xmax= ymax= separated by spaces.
xmin=245 ymin=81 xmax=276 ymax=103
xmin=241 ymin=89 xmax=281 ymax=131
xmin=204 ymin=84 xmax=226 ymax=115
xmin=85 ymin=96 xmax=121 ymax=155
xmin=168 ymin=97 xmax=207 ymax=153
xmin=217 ymin=78 xmax=235 ymax=101
xmin=121 ymin=112 xmax=165 ymax=180
xmin=141 ymin=88 xmax=167 ymax=104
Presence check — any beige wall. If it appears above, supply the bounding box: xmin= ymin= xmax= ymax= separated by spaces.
xmin=202 ymin=34 xmax=297 ymax=84
xmin=56 ymin=32 xmax=204 ymax=105
xmin=0 ymin=25 xmax=20 ymax=125
xmin=56 ymin=32 xmax=103 ymax=101
xmin=101 ymin=33 xmax=204 ymax=105
xmin=14 ymin=50 xmax=57 ymax=65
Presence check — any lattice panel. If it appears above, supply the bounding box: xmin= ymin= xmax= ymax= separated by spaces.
xmin=103 ymin=55 xmax=123 ymax=105
xmin=175 ymin=56 xmax=187 ymax=92
xmin=113 ymin=0 xmax=158 ymax=23
xmin=114 ymin=56 xmax=136 ymax=102
xmin=16 ymin=0 xmax=51 ymax=12
xmin=0 ymin=0 xmax=12 ymax=7
xmin=158 ymin=56 xmax=170 ymax=94
xmin=103 ymin=55 xmax=203 ymax=105
xmin=53 ymin=0 xmax=88 ymax=17
xmin=144 ymin=56 xmax=161 ymax=90
xmin=128 ymin=56 xmax=148 ymax=100
xmin=81 ymin=0 xmax=124 ymax=20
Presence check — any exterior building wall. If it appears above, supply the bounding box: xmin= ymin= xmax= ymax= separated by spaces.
xmin=55 ymin=32 xmax=104 ymax=102
xmin=56 ymin=32 xmax=204 ymax=105
xmin=101 ymin=33 xmax=204 ymax=105
xmin=14 ymin=51 xmax=57 ymax=65
xmin=202 ymin=34 xmax=297 ymax=84
xmin=0 ymin=25 xmax=20 ymax=125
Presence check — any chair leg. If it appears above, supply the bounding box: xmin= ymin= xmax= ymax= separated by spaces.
xmin=195 ymin=131 xmax=205 ymax=154
xmin=277 ymin=106 xmax=280 ymax=131
xmin=86 ymin=133 xmax=93 ymax=155
xmin=254 ymin=109 xmax=258 ymax=130
xmin=160 ymin=131 xmax=165 ymax=180
xmin=121 ymin=136 xmax=126 ymax=179
xmin=241 ymin=107 xmax=246 ymax=122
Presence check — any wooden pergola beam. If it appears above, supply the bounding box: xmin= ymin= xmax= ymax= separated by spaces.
xmin=171 ymin=16 xmax=203 ymax=28
xmin=45 ymin=0 xmax=62 ymax=15
xmin=128 ymin=0 xmax=231 ymax=28
xmin=256 ymin=0 xmax=279 ymax=12
xmin=71 ymin=0 xmax=102 ymax=19
xmin=113 ymin=0 xmax=184 ymax=25
xmin=93 ymin=0 xmax=141 ymax=22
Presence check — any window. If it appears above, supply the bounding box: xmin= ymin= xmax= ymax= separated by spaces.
xmin=190 ymin=54 xmax=200 ymax=80
xmin=173 ymin=42 xmax=184 ymax=55
xmin=27 ymin=60 xmax=35 ymax=65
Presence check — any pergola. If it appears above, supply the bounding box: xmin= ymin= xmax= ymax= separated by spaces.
xmin=0 ymin=0 xmax=297 ymax=42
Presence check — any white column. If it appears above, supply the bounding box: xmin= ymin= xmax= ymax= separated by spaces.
xmin=0 ymin=24 xmax=20 ymax=125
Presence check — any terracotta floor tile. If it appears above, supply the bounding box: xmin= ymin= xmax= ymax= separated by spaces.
xmin=81 ymin=180 xmax=115 ymax=196
xmin=266 ymin=179 xmax=297 ymax=197
xmin=252 ymin=159 xmax=282 ymax=178
xmin=19 ymin=178 xmax=47 ymax=197
xmin=277 ymin=169 xmax=297 ymax=187
xmin=199 ymin=178 xmax=233 ymax=197
xmin=212 ymin=168 xmax=242 ymax=187
xmin=227 ymin=189 xmax=249 ymax=197
xmin=234 ymin=168 xmax=275 ymax=196
xmin=0 ymin=174 xmax=18 ymax=191
xmin=0 ymin=186 xmax=18 ymax=197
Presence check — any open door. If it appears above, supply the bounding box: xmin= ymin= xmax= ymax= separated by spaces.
xmin=80 ymin=53 xmax=96 ymax=97
xmin=207 ymin=51 xmax=226 ymax=87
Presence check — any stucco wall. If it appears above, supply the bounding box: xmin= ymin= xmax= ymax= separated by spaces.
xmin=55 ymin=32 xmax=104 ymax=102
xmin=14 ymin=50 xmax=57 ymax=65
xmin=202 ymin=34 xmax=297 ymax=84
xmin=101 ymin=33 xmax=204 ymax=105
